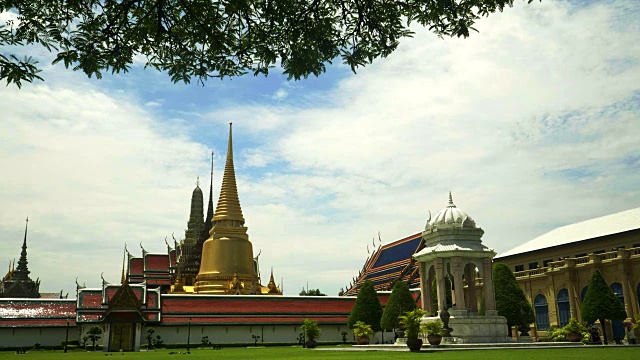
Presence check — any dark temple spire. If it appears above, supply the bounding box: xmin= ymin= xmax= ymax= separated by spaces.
xmin=13 ymin=217 xmax=31 ymax=281
xmin=204 ymin=151 xmax=215 ymax=237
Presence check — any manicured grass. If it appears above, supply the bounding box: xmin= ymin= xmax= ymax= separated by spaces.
xmin=0 ymin=346 xmax=636 ymax=359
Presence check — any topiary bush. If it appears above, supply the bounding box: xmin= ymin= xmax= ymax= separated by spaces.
xmin=347 ymin=280 xmax=383 ymax=332
xmin=380 ymin=281 xmax=417 ymax=331
xmin=581 ymin=270 xmax=627 ymax=345
xmin=493 ymin=263 xmax=535 ymax=331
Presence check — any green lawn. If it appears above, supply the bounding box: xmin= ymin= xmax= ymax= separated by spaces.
xmin=0 ymin=346 xmax=636 ymax=359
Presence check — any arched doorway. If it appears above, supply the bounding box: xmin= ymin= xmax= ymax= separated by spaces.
xmin=557 ymin=289 xmax=570 ymax=327
xmin=534 ymin=294 xmax=549 ymax=330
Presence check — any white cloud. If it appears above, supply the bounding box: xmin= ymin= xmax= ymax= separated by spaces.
xmin=0 ymin=84 xmax=212 ymax=292
xmin=208 ymin=0 xmax=640 ymax=293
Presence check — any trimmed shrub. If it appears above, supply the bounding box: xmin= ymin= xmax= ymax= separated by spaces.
xmin=581 ymin=270 xmax=627 ymax=345
xmin=380 ymin=281 xmax=417 ymax=331
xmin=348 ymin=280 xmax=383 ymax=332
xmin=493 ymin=263 xmax=535 ymax=329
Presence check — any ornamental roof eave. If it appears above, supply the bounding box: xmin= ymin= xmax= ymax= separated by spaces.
xmin=413 ymin=244 xmax=496 ymax=263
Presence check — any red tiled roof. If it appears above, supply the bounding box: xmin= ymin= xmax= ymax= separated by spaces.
xmin=146 ymin=278 xmax=171 ymax=285
xmin=161 ymin=296 xmax=354 ymax=315
xmin=0 ymin=300 xmax=76 ymax=319
xmin=79 ymin=291 xmax=103 ymax=308
xmin=170 ymin=250 xmax=177 ymax=267
xmin=145 ymin=254 xmax=169 ymax=272
xmin=162 ymin=316 xmax=348 ymax=325
xmin=144 ymin=312 xmax=159 ymax=321
xmin=0 ymin=318 xmax=76 ymax=327
xmin=147 ymin=293 xmax=159 ymax=309
xmin=130 ymin=258 xmax=143 ymax=275
xmin=105 ymin=287 xmax=118 ymax=302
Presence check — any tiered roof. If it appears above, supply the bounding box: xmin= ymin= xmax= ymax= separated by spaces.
xmin=344 ymin=232 xmax=424 ymax=296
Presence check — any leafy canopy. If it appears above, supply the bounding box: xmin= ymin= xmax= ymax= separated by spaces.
xmin=300 ymin=288 xmax=326 ymax=296
xmin=493 ymin=262 xmax=535 ymax=327
xmin=380 ymin=280 xmax=417 ymax=330
xmin=348 ymin=280 xmax=383 ymax=332
xmin=1 ymin=0 xmax=538 ymax=87
xmin=301 ymin=319 xmax=321 ymax=341
xmin=581 ymin=270 xmax=627 ymax=322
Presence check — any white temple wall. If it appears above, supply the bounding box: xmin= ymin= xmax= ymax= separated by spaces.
xmin=147 ymin=324 xmax=352 ymax=345
xmin=0 ymin=327 xmax=72 ymax=347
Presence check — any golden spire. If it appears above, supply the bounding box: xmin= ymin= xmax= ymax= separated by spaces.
xmin=213 ymin=123 xmax=245 ymax=224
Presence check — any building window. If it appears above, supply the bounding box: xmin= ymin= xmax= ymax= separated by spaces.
xmin=633 ymin=243 xmax=640 ymax=248
xmin=528 ymin=262 xmax=538 ymax=270
xmin=557 ymin=289 xmax=570 ymax=327
xmin=515 ymin=265 xmax=524 ymax=272
xmin=610 ymin=283 xmax=624 ymax=305
xmin=534 ymin=294 xmax=550 ymax=331
xmin=594 ymin=250 xmax=605 ymax=254
xmin=581 ymin=286 xmax=588 ymax=301
xmin=574 ymin=253 xmax=586 ymax=258
xmin=542 ymin=260 xmax=552 ymax=267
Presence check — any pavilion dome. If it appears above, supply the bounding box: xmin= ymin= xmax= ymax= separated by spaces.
xmin=425 ymin=192 xmax=476 ymax=231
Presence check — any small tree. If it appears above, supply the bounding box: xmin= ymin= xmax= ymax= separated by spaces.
xmin=146 ymin=327 xmax=155 ymax=349
xmin=347 ymin=280 xmax=383 ymax=332
xmin=581 ymin=270 xmax=627 ymax=345
xmin=380 ymin=281 xmax=417 ymax=331
xmin=86 ymin=326 xmax=102 ymax=351
xmin=302 ymin=319 xmax=321 ymax=341
xmin=493 ymin=263 xmax=535 ymax=332
xmin=201 ymin=336 xmax=211 ymax=347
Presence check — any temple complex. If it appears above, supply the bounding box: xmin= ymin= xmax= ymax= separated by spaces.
xmin=345 ymin=197 xmax=640 ymax=340
xmin=0 ymin=218 xmax=40 ymax=298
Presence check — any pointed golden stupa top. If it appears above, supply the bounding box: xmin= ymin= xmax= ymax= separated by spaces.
xmin=213 ymin=123 xmax=245 ymax=224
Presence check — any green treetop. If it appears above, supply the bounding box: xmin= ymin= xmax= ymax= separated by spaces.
xmin=1 ymin=0 xmax=538 ymax=87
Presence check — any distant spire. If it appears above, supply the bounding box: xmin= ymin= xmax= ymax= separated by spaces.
xmin=13 ymin=217 xmax=31 ymax=281
xmin=121 ymin=246 xmax=126 ymax=284
xmin=267 ymin=267 xmax=279 ymax=294
xmin=448 ymin=191 xmax=455 ymax=207
xmin=200 ymin=151 xmax=215 ymax=243
xmin=213 ymin=123 xmax=245 ymax=224
xmin=196 ymin=176 xmax=200 ymax=187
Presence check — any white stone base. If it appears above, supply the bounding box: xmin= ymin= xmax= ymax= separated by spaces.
xmin=394 ymin=338 xmax=407 ymax=345
xmin=425 ymin=313 xmax=511 ymax=344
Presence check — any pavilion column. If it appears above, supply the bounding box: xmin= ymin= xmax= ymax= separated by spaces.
xmin=482 ymin=258 xmax=496 ymax=313
xmin=465 ymin=262 xmax=478 ymax=313
xmin=419 ymin=261 xmax=431 ymax=313
xmin=434 ymin=258 xmax=447 ymax=313
xmin=452 ymin=257 xmax=465 ymax=310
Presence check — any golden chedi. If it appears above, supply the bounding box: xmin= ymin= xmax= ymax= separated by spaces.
xmin=195 ymin=123 xmax=257 ymax=294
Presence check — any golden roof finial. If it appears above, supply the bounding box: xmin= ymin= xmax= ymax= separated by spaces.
xmin=213 ymin=122 xmax=245 ymax=223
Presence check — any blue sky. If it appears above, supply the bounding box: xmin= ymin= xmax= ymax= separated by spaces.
xmin=1 ymin=0 xmax=639 ymax=297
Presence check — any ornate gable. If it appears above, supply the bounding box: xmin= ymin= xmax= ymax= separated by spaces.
xmin=108 ymin=282 xmax=141 ymax=311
